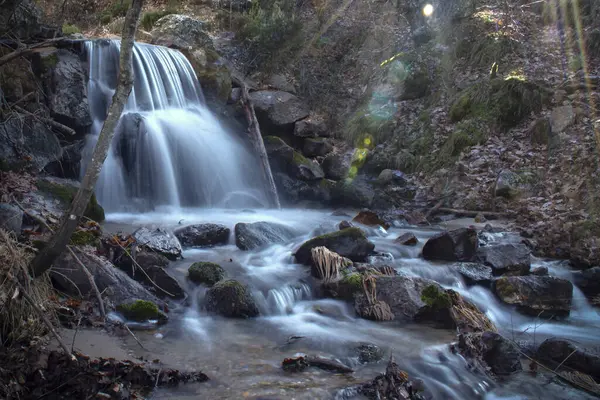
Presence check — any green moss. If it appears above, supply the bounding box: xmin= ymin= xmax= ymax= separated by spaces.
xmin=69 ymin=230 xmax=99 ymax=246
xmin=62 ymin=24 xmax=81 ymax=35
xmin=188 ymin=262 xmax=225 ymax=286
xmin=292 ymin=151 xmax=311 ymax=166
xmin=263 ymin=136 xmax=285 ymax=146
xmin=494 ymin=277 xmax=517 ymax=298
xmin=341 ymin=273 xmax=362 ymax=290
xmin=36 ymin=179 xmax=105 ymax=222
xmin=116 ymin=300 xmax=166 ymax=322
xmin=41 ymin=53 xmax=58 ymax=71
xmin=421 ymin=285 xmax=452 ymax=309
xmin=140 ymin=10 xmax=175 ymax=31
xmin=100 ymin=14 xmax=112 ymax=24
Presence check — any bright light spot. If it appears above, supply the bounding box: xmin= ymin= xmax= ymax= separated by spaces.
xmin=423 ymin=4 xmax=434 ymax=17
xmin=364 ymin=137 xmax=371 ymax=146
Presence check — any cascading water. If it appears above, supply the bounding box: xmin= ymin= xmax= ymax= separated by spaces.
xmin=83 ymin=39 xmax=268 ymax=212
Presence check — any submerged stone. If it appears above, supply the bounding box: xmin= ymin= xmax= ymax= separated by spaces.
xmin=204 ymin=279 xmax=259 ymax=318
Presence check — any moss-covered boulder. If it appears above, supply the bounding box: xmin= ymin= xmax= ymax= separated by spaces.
xmin=183 ymin=47 xmax=232 ymax=103
xmin=322 ymin=272 xmax=363 ymax=301
xmin=295 ymin=227 xmax=375 ymax=264
xmin=69 ymin=230 xmax=101 ymax=246
xmin=204 ymin=280 xmax=259 ymax=318
xmin=303 ymin=138 xmax=333 ymax=157
xmin=492 ymin=276 xmax=573 ymax=317
xmin=449 ymin=78 xmax=549 ymax=129
xmin=36 ymin=177 xmax=105 ymax=222
xmin=116 ymin=299 xmax=168 ymax=324
xmin=188 ymin=262 xmax=226 ymax=286
xmin=264 ymin=136 xmax=324 ymax=181
xmin=150 ymin=14 xmax=214 ymax=50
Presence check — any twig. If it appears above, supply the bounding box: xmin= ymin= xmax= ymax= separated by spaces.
xmin=14 ymin=105 xmax=76 ymax=136
xmin=68 ymin=247 xmax=106 ymax=319
xmin=553 ymin=348 xmax=578 ymax=372
xmin=155 ymin=368 xmax=161 ymax=388
xmin=71 ymin=315 xmax=82 ymax=352
xmin=123 ymin=323 xmax=147 ymax=350
xmin=7 ymin=92 xmax=34 ymax=108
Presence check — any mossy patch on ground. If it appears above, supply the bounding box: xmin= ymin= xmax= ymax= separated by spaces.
xmin=69 ymin=230 xmax=99 ymax=246
xmin=421 ymin=285 xmax=452 ymax=309
xmin=116 ymin=300 xmax=166 ymax=323
xmin=36 ymin=179 xmax=105 ymax=222
xmin=62 ymin=24 xmax=81 ymax=35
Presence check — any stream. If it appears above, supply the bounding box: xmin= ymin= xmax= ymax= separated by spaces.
xmin=99 ymin=207 xmax=600 ymax=400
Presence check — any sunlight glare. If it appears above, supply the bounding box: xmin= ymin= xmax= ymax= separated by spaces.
xmin=423 ymin=4 xmax=434 ymax=17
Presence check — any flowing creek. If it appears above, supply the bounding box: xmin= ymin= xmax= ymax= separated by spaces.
xmin=100 ymin=208 xmax=600 ymax=400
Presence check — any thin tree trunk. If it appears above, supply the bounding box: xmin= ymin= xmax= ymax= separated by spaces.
xmin=29 ymin=0 xmax=144 ymax=278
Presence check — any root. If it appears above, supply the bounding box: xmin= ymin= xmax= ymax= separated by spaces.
xmin=311 ymin=246 xmax=351 ymax=282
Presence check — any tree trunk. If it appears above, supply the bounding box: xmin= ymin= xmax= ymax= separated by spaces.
xmin=29 ymin=0 xmax=144 ymax=278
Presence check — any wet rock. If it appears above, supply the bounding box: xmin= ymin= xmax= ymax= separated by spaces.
xmin=272 ymin=173 xmax=331 ymax=204
xmin=282 ymin=354 xmax=353 ymax=373
xmin=188 ymin=262 xmax=226 ymax=286
xmin=395 ymin=232 xmax=418 ymax=246
xmin=43 ymin=49 xmax=92 ymax=130
xmin=531 ymin=266 xmax=548 ymax=276
xmin=494 ymin=170 xmax=535 ymax=199
xmin=0 ymin=203 xmax=23 ymax=235
xmin=265 ymin=136 xmax=324 ymax=181
xmin=174 ymin=223 xmax=230 ymax=247
xmin=354 ymin=343 xmax=385 ymax=364
xmin=352 ymin=210 xmax=391 ymax=229
xmin=35 ymin=177 xmax=104 ymax=222
xmin=339 ymin=220 xmax=353 ymax=230
xmin=235 ymin=221 xmax=298 ymax=250
xmin=458 ymin=331 xmax=522 ymax=375
xmin=331 ymin=177 xmax=375 ymax=208
xmin=0 ymin=115 xmax=62 ymax=171
xmin=294 ymin=117 xmax=327 ymax=137
xmin=250 ymin=91 xmax=310 ymax=130
xmin=377 ymin=169 xmax=407 ymax=186
xmin=151 ymin=14 xmax=214 ymax=50
xmin=572 ymin=266 xmax=600 ymax=299
xmin=492 ymin=276 xmax=573 ymax=317
xmin=204 ymin=279 xmax=259 ymax=318
xmin=477 ymin=243 xmax=531 ymax=275
xmin=133 ymin=227 xmax=182 ymax=260
xmin=116 ymin=299 xmax=168 ymax=324
xmin=537 ymin=338 xmax=600 ymax=380
xmin=116 ymin=249 xmax=185 ymax=299
xmin=295 ymin=227 xmax=375 ymax=264
xmin=421 ymin=227 xmax=478 ymax=262
xmin=43 ymin=140 xmax=85 ymax=179
xmin=52 ymin=250 xmax=161 ymax=306
xmin=453 ymin=263 xmax=493 ymax=286
xmin=358 ymin=355 xmax=426 ymax=400
xmin=321 ymin=272 xmax=363 ymax=301
xmin=321 ymin=153 xmax=351 ymax=180
xmin=303 ymin=138 xmax=333 ymax=157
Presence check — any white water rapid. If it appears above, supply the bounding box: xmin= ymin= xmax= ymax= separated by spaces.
xmin=83 ymin=40 xmax=268 ymax=212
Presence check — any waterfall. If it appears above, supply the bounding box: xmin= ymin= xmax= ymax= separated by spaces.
xmin=82 ymin=39 xmax=268 ymax=212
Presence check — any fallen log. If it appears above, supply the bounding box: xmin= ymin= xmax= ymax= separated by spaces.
xmin=233 ymin=76 xmax=280 ymax=208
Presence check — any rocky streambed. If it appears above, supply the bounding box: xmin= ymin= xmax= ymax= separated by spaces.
xmin=74 ymin=207 xmax=600 ymax=400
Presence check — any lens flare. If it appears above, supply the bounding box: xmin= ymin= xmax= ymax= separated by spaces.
xmin=423 ymin=4 xmax=434 ymax=17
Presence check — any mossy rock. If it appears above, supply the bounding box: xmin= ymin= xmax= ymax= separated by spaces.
xmin=204 ymin=279 xmax=259 ymax=318
xmin=449 ymin=78 xmax=549 ymax=129
xmin=188 ymin=262 xmax=226 ymax=286
xmin=182 ymin=48 xmax=232 ymax=103
xmin=69 ymin=230 xmax=100 ymax=246
xmin=421 ymin=285 xmax=452 ymax=309
xmin=323 ymin=272 xmax=364 ymax=300
xmin=295 ymin=227 xmax=374 ymax=264
xmin=36 ymin=178 xmax=105 ymax=222
xmin=116 ymin=299 xmax=167 ymax=323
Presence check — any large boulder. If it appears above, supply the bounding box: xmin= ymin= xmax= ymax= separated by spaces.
xmin=43 ymin=140 xmax=85 ymax=179
xmin=295 ymin=228 xmax=375 ymax=264
xmin=35 ymin=177 xmax=104 ymax=222
xmin=0 ymin=204 xmax=23 ymax=235
xmin=355 ymin=276 xmax=494 ymax=331
xmin=133 ymin=227 xmax=182 ymax=260
xmin=0 ymin=116 xmax=62 ymax=171
xmin=188 ymin=262 xmax=226 ymax=286
xmin=458 ymin=331 xmax=522 ymax=376
xmin=150 ymin=14 xmax=214 ymax=50
xmin=422 ymin=228 xmax=478 ymax=262
xmin=0 ymin=0 xmax=44 ymax=39
xmin=476 ymin=244 xmax=531 ymax=275
xmin=294 ymin=117 xmax=328 ymax=138
xmin=234 ymin=221 xmax=298 ymax=250
xmin=116 ymin=250 xmax=185 ymax=299
xmin=494 ymin=169 xmax=535 ymax=199
xmin=174 ymin=223 xmax=230 ymax=247
xmin=249 ymin=91 xmax=309 ymax=131
xmin=572 ymin=266 xmax=600 ymax=300
xmin=272 ymin=173 xmax=332 ymax=205
xmin=303 ymin=138 xmax=333 ymax=157
xmin=492 ymin=276 xmax=573 ymax=317
xmin=204 ymin=280 xmax=259 ymax=318
xmin=331 ymin=177 xmax=375 ymax=208
xmin=264 ymin=136 xmax=324 ymax=181
xmin=42 ymin=49 xmax=92 ymax=131
xmin=182 ymin=47 xmax=231 ymax=103
xmin=322 ymin=153 xmax=351 ymax=180
xmin=52 ymin=250 xmax=161 ymax=306
xmin=395 ymin=232 xmax=418 ymax=246
xmin=537 ymin=338 xmax=600 ymax=380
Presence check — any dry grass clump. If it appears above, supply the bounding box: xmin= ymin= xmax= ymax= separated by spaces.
xmin=311 ymin=246 xmax=351 ymax=282
xmin=448 ymin=290 xmax=496 ymax=333
xmin=0 ymin=230 xmax=56 ymax=347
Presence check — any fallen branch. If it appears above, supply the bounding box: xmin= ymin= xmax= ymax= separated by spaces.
xmin=14 ymin=105 xmax=76 ymax=136
xmin=234 ymin=76 xmax=280 ymax=208
xmin=122 ymin=322 xmax=147 ymax=350
xmin=0 ymin=38 xmax=62 ymax=68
